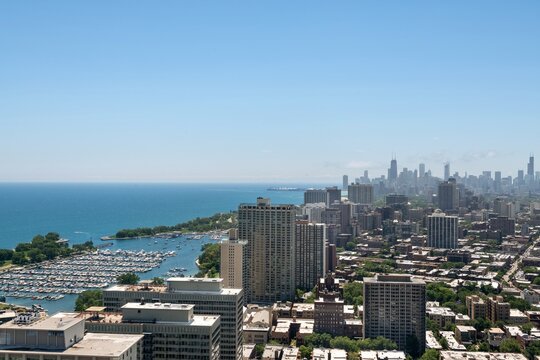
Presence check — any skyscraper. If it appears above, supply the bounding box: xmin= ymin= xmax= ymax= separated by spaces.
xmin=238 ymin=197 xmax=296 ymax=304
xmin=295 ymin=221 xmax=327 ymax=291
xmin=343 ymin=175 xmax=349 ymax=190
xmin=427 ymin=210 xmax=458 ymax=249
xmin=419 ymin=163 xmax=426 ymax=178
xmin=438 ymin=179 xmax=458 ymax=212
xmin=348 ymin=183 xmax=374 ymax=205
xmin=363 ymin=274 xmax=426 ymax=352
xmin=444 ymin=162 xmax=450 ymax=181
xmin=528 ymin=155 xmax=535 ymax=177
xmin=388 ymin=158 xmax=398 ymax=182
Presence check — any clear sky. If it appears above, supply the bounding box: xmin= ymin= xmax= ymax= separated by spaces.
xmin=1 ymin=1 xmax=539 ymax=183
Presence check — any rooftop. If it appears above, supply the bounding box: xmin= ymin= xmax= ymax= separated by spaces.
xmin=121 ymin=302 xmax=194 ymax=311
xmin=0 ymin=312 xmax=81 ymax=331
xmin=364 ymin=274 xmax=425 ymax=284
xmin=439 ymin=351 xmax=527 ymax=360
xmin=61 ymin=333 xmax=142 ymax=357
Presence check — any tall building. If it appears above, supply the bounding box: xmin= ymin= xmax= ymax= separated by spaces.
xmin=326 ymin=186 xmax=342 ymax=207
xmin=295 ymin=221 xmax=327 ymax=291
xmin=444 ymin=163 xmax=450 ymax=181
xmin=528 ymin=155 xmax=535 ymax=177
xmin=388 ymin=159 xmax=398 ymax=182
xmin=0 ymin=312 xmax=142 ymax=360
xmin=363 ymin=274 xmax=426 ymax=352
xmin=438 ymin=179 xmax=458 ymax=212
xmin=84 ymin=302 xmax=221 ymax=360
xmin=419 ymin=163 xmax=426 ymax=178
xmin=221 ymin=239 xmax=247 ymax=290
xmin=348 ymin=183 xmax=374 ymax=205
xmin=304 ymin=189 xmax=327 ymax=204
xmin=343 ymin=175 xmax=349 ymax=190
xmin=103 ymin=278 xmax=243 ymax=360
xmin=238 ymin=198 xmax=296 ymax=304
xmin=427 ymin=210 xmax=458 ymax=249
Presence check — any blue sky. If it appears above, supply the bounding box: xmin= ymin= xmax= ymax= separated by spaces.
xmin=1 ymin=1 xmax=539 ymax=182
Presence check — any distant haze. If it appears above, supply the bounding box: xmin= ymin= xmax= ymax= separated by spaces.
xmin=1 ymin=1 xmax=538 ymax=182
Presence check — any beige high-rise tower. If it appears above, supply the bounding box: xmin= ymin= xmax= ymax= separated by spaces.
xmin=221 ymin=239 xmax=247 ymax=290
xmin=238 ymin=197 xmax=296 ymax=304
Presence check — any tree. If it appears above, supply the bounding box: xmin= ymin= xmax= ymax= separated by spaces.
xmin=0 ymin=249 xmax=13 ymax=261
xmin=525 ymin=341 xmax=540 ymax=359
xmin=406 ymin=334 xmax=421 ymax=359
xmin=299 ymin=345 xmax=313 ymax=359
xmin=419 ymin=349 xmax=439 ymax=360
xmin=117 ymin=272 xmax=140 ymax=285
xmin=478 ymin=342 xmax=490 ymax=352
xmin=499 ymin=338 xmax=522 ymax=353
xmin=74 ymin=290 xmax=103 ymax=311
xmin=151 ymin=277 xmax=164 ymax=285
xmin=343 ymin=282 xmax=363 ymax=306
xmin=11 ymin=252 xmax=28 ymax=265
xmin=345 ymin=241 xmax=357 ymax=251
xmin=254 ymin=343 xmax=265 ymax=358
xmin=329 ymin=336 xmax=359 ymax=352
xmin=439 ymin=337 xmax=449 ymax=350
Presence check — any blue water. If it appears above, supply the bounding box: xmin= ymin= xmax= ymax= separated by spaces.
xmin=0 ymin=183 xmax=319 ymax=313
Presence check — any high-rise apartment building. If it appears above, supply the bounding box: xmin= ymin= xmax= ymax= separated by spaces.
xmin=438 ymin=179 xmax=458 ymax=212
xmin=363 ymin=274 xmax=426 ymax=352
xmin=348 ymin=183 xmax=374 ymax=205
xmin=103 ymin=278 xmax=243 ymax=360
xmin=528 ymin=155 xmax=535 ymax=177
xmin=427 ymin=211 xmax=458 ymax=249
xmin=419 ymin=163 xmax=426 ymax=178
xmin=295 ymin=221 xmax=327 ymax=291
xmin=343 ymin=175 xmax=349 ymax=190
xmin=221 ymin=239 xmax=247 ymax=290
xmin=304 ymin=189 xmax=327 ymax=204
xmin=238 ymin=198 xmax=296 ymax=304
xmin=84 ymin=303 xmax=221 ymax=360
xmin=326 ymin=186 xmax=342 ymax=207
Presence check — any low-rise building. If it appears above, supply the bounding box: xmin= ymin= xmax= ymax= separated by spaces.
xmin=313 ymin=348 xmax=347 ymax=360
xmin=244 ymin=305 xmax=272 ymax=344
xmin=439 ymin=351 xmax=526 ymax=360
xmin=0 ymin=312 xmax=142 ymax=360
xmin=426 ymin=304 xmax=456 ymax=327
xmin=455 ymin=325 xmax=477 ymax=345
xmin=440 ymin=331 xmax=466 ymax=351
xmin=509 ymin=309 xmax=529 ymax=324
xmin=360 ymin=350 xmax=406 ymax=360
xmin=487 ymin=327 xmax=506 ymax=348
xmin=425 ymin=331 xmax=442 ymax=350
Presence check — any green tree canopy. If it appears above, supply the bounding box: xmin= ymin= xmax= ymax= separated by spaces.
xmin=117 ymin=272 xmax=140 ymax=285
xmin=499 ymin=338 xmax=522 ymax=353
xmin=74 ymin=290 xmax=103 ymax=311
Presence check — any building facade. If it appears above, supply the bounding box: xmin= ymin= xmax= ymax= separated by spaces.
xmin=238 ymin=198 xmax=296 ymax=304
xmin=427 ymin=211 xmax=458 ymax=249
xmin=363 ymin=274 xmax=426 ymax=352
xmin=295 ymin=221 xmax=327 ymax=291
xmin=221 ymin=239 xmax=247 ymax=290
xmin=103 ymin=278 xmax=243 ymax=360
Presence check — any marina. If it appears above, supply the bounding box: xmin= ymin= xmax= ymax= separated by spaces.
xmin=0 ymin=249 xmax=175 ymax=299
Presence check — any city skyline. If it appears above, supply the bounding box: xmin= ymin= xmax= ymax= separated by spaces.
xmin=1 ymin=1 xmax=539 ymax=182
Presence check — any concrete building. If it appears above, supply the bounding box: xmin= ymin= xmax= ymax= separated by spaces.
xmin=487 ymin=296 xmax=510 ymax=323
xmin=343 ymin=175 xmax=349 ymax=191
xmin=0 ymin=312 xmax=142 ymax=360
xmin=304 ymin=189 xmax=327 ymax=205
xmin=221 ymin=239 xmax=247 ymax=290
xmin=348 ymin=183 xmax=374 ymax=205
xmin=238 ymin=198 xmax=296 ymax=304
xmin=314 ymin=292 xmax=345 ymax=336
xmin=363 ymin=274 xmax=426 ymax=352
xmin=438 ymin=180 xmax=458 ymax=212
xmin=84 ymin=302 xmax=220 ymax=360
xmin=427 ymin=210 xmax=458 ymax=249
xmin=103 ymin=277 xmax=243 ymax=360
xmin=295 ymin=221 xmax=327 ymax=291
xmin=243 ymin=305 xmax=272 ymax=344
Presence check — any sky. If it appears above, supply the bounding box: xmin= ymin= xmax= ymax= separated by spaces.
xmin=0 ymin=1 xmax=539 ymax=183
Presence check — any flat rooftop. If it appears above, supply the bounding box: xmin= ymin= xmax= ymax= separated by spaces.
xmin=440 ymin=351 xmax=527 ymax=360
xmin=0 ymin=312 xmax=81 ymax=331
xmin=364 ymin=274 xmax=425 ymax=284
xmin=62 ymin=333 xmax=142 ymax=357
xmin=122 ymin=303 xmax=194 ymax=311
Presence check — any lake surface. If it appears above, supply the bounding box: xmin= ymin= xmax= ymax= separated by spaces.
xmin=0 ymin=183 xmax=319 ymax=312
